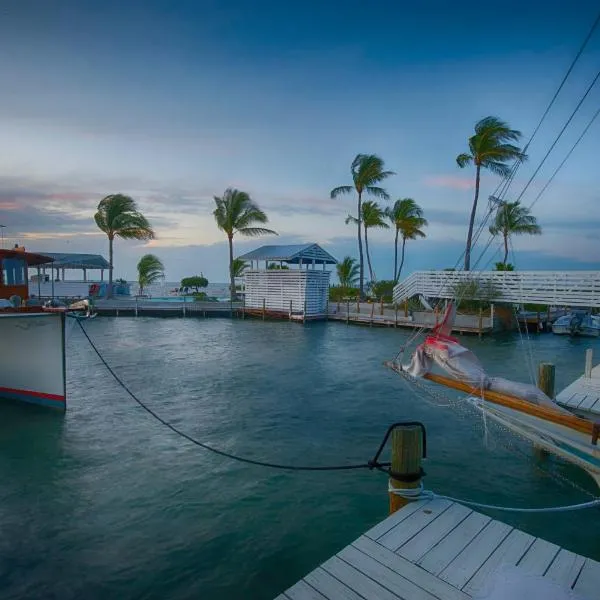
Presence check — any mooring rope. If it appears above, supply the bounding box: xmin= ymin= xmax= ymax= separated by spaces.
xmin=388 ymin=483 xmax=600 ymax=513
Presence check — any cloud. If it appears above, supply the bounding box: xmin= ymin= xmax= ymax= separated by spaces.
xmin=423 ymin=175 xmax=475 ymax=190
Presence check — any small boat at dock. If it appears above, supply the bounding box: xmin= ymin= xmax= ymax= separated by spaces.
xmin=0 ymin=248 xmax=67 ymax=410
xmin=552 ymin=311 xmax=600 ymax=337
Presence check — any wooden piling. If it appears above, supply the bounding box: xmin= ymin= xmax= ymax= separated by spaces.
xmin=547 ymin=305 xmax=551 ymax=328
xmin=356 ymin=294 xmax=360 ymax=313
xmin=404 ymin=299 xmax=408 ymax=318
xmin=289 ymin=299 xmax=293 ymax=321
xmin=346 ymin=299 xmax=350 ymax=324
xmin=394 ymin=304 xmax=398 ymax=328
xmin=303 ymin=298 xmax=307 ymax=324
xmin=585 ymin=348 xmax=593 ymax=378
xmin=262 ymin=298 xmax=266 ymax=321
xmin=370 ymin=302 xmax=375 ymax=327
xmin=537 ymin=362 xmax=555 ymax=399
xmin=389 ymin=425 xmax=423 ymax=514
xmin=380 ymin=296 xmax=384 ymax=316
xmin=478 ymin=308 xmax=483 ymax=339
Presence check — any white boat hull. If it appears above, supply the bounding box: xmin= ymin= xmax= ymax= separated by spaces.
xmin=0 ymin=312 xmax=66 ymax=410
xmin=470 ymin=398 xmax=600 ymax=488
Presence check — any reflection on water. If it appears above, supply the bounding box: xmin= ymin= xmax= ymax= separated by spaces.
xmin=1 ymin=317 xmax=599 ymax=599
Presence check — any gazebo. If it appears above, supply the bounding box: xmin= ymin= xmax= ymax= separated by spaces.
xmin=35 ymin=253 xmax=111 ymax=282
xmin=238 ymin=243 xmax=337 ymax=320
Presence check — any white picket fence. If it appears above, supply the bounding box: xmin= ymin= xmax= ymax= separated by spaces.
xmin=393 ymin=271 xmax=600 ymax=308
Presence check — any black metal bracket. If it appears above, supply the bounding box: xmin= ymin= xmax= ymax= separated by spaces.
xmin=368 ymin=421 xmax=427 ymax=483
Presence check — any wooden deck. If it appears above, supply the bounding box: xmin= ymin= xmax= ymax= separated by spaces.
xmin=556 ymin=362 xmax=600 ymax=420
xmin=275 ymin=498 xmax=599 ymax=599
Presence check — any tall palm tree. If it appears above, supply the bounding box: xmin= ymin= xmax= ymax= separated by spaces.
xmin=330 ymin=154 xmax=394 ymax=296
xmin=213 ymin=188 xmax=277 ymax=303
xmin=489 ymin=200 xmax=541 ymax=266
xmin=137 ymin=254 xmax=164 ymax=296
xmin=94 ymin=194 xmax=155 ymax=298
xmin=456 ymin=116 xmax=527 ymax=270
xmin=336 ymin=256 xmax=359 ymax=290
xmin=346 ymin=201 xmax=389 ymax=285
xmin=386 ymin=198 xmax=428 ymax=283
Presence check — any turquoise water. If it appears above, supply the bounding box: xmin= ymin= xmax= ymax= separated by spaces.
xmin=1 ymin=318 xmax=599 ymax=599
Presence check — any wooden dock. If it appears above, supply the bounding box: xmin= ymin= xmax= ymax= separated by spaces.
xmin=94 ymin=299 xmax=243 ymax=318
xmin=556 ymin=352 xmax=600 ymax=420
xmin=275 ymin=497 xmax=599 ymax=600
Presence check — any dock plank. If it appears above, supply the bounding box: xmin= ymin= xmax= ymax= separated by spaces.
xmin=303 ymin=567 xmax=364 ymax=600
xmin=352 ymin=536 xmax=469 ymax=600
xmin=418 ymin=510 xmax=492 ymax=576
xmin=339 ymin=545 xmax=439 ymax=600
xmin=285 ymin=580 xmax=328 ymax=600
xmin=321 ymin=555 xmax=403 ymax=600
xmin=438 ymin=520 xmax=513 ymax=589
xmin=573 ymin=558 xmax=600 ymax=599
xmin=274 ymin=501 xmax=600 ymax=600
xmin=378 ymin=498 xmax=452 ymax=552
xmin=397 ymin=503 xmax=472 ymax=563
xmin=517 ymin=538 xmax=560 ymax=576
xmin=365 ymin=499 xmax=431 ymax=541
xmin=545 ymin=549 xmax=586 ymax=589
xmin=463 ymin=529 xmax=535 ymax=595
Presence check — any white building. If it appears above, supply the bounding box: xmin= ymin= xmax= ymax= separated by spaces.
xmin=239 ymin=244 xmax=337 ymax=320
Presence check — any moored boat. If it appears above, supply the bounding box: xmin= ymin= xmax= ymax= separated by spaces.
xmin=552 ymin=311 xmax=600 ymax=337
xmin=0 ymin=248 xmax=67 ymax=410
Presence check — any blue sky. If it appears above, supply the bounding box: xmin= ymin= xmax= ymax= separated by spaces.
xmin=1 ymin=0 xmax=599 ymax=282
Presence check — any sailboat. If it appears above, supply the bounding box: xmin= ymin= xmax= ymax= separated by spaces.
xmin=386 ymin=302 xmax=600 ymax=488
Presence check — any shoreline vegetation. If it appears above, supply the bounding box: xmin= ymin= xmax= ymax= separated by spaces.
xmin=92 ymin=115 xmax=541 ymax=303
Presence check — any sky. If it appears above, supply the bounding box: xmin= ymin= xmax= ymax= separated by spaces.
xmin=1 ymin=0 xmax=600 ymax=283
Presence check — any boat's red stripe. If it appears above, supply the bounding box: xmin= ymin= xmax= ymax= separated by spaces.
xmin=0 ymin=386 xmax=65 ymax=402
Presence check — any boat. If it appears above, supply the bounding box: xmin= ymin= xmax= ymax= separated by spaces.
xmin=386 ymin=302 xmax=600 ymax=488
xmin=0 ymin=248 xmax=67 ymax=410
xmin=552 ymin=311 xmax=600 ymax=337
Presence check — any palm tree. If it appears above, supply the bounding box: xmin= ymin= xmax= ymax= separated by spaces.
xmin=456 ymin=116 xmax=527 ymax=271
xmin=330 ymin=154 xmax=394 ymax=296
xmin=386 ymin=198 xmax=428 ymax=283
xmin=137 ymin=254 xmax=164 ymax=296
xmin=213 ymin=188 xmax=277 ymax=303
xmin=489 ymin=200 xmax=541 ymax=266
xmin=336 ymin=256 xmax=359 ymax=291
xmin=346 ymin=201 xmax=389 ymax=285
xmin=94 ymin=194 xmax=155 ymax=298
xmin=232 ymin=258 xmax=249 ymax=278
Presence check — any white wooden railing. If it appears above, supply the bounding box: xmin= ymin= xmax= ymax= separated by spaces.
xmin=393 ymin=271 xmax=600 ymax=307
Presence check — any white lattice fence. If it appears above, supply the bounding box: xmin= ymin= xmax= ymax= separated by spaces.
xmin=393 ymin=271 xmax=600 ymax=307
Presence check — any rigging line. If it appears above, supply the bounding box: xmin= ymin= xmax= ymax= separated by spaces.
xmin=528 ymin=105 xmax=600 ymax=211
xmin=526 ymin=10 xmax=600 ymax=148
xmin=77 ymin=320 xmax=373 ymax=473
xmin=515 ymin=68 xmax=600 ymax=204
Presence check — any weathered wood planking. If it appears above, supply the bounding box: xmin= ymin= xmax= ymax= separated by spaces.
xmin=556 ymin=361 xmax=600 ymax=419
xmin=275 ymin=499 xmax=598 ymax=599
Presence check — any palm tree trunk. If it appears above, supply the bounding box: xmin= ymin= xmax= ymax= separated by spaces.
xmin=357 ymin=191 xmax=365 ymax=298
xmin=397 ymin=236 xmax=407 ymax=282
xmin=228 ymin=234 xmax=235 ymax=305
xmin=393 ymin=228 xmax=399 ymax=283
xmin=108 ymin=234 xmax=114 ymax=299
xmin=464 ymin=164 xmax=481 ymax=271
xmin=364 ymin=226 xmax=375 ymax=285
xmin=503 ymin=232 xmax=509 ymax=266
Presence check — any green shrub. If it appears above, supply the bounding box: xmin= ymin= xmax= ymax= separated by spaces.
xmin=369 ymin=280 xmax=395 ymax=302
xmin=494 ymin=262 xmax=514 ymax=271
xmin=451 ymin=278 xmax=500 ymax=313
xmin=329 ymin=285 xmax=360 ymax=302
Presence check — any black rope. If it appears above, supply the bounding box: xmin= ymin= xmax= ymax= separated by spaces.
xmin=77 ymin=320 xmax=425 ymax=475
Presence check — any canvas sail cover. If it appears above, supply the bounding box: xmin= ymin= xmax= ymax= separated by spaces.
xmin=402 ymin=302 xmax=566 ymax=412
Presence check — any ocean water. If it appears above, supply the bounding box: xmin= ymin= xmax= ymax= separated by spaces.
xmin=1 ymin=318 xmax=599 ymax=599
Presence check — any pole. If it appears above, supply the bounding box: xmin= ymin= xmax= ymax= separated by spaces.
xmin=478 ymin=308 xmax=483 ymax=339
xmin=389 ymin=425 xmax=423 ymax=514
xmin=537 ymin=362 xmax=555 ymax=399
xmin=356 ymin=294 xmax=360 ymax=314
xmin=262 ymin=298 xmax=266 ymax=321
xmin=370 ymin=302 xmax=375 ymax=327
xmin=289 ymin=299 xmax=293 ymax=321
xmin=404 ymin=299 xmax=408 ymax=318
xmin=380 ymin=296 xmax=384 ymax=316
xmin=585 ymin=348 xmax=593 ymax=378
xmin=346 ymin=299 xmax=350 ymax=324
xmin=394 ymin=304 xmax=398 ymax=328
